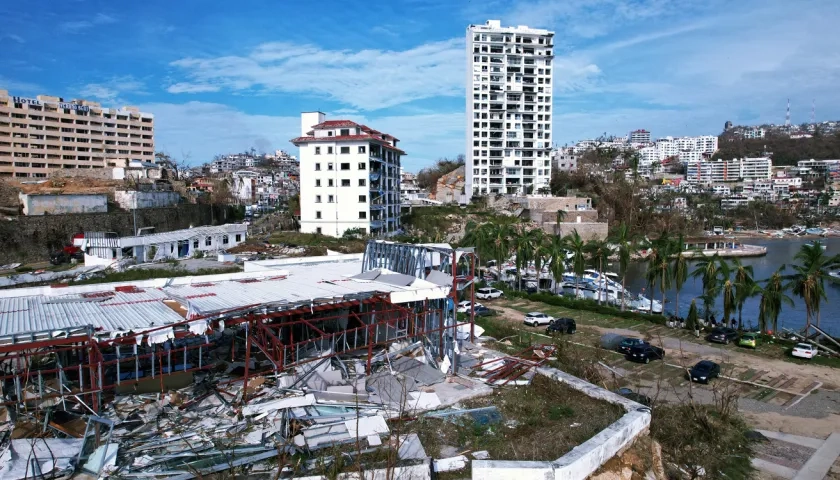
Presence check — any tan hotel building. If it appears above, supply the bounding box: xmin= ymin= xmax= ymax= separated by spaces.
xmin=0 ymin=89 xmax=154 ymax=178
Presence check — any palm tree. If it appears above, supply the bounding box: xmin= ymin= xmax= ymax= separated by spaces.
xmin=643 ymin=233 xmax=671 ymax=314
xmin=718 ymin=260 xmax=736 ymax=325
xmin=563 ymin=230 xmax=587 ymax=299
xmin=586 ymin=239 xmax=612 ymax=305
xmin=511 ymin=226 xmax=533 ymax=291
xmin=670 ymin=234 xmax=689 ymax=318
xmin=556 ymin=209 xmax=566 ymax=224
xmin=490 ymin=223 xmax=513 ymax=282
xmin=789 ymin=241 xmax=840 ymax=329
xmin=609 ymin=223 xmax=635 ymax=310
xmin=528 ymin=228 xmax=548 ymax=292
xmin=546 ymin=234 xmax=568 ymax=294
xmin=731 ymin=258 xmax=756 ymax=329
xmin=462 ymin=221 xmax=494 ymax=267
xmin=760 ymin=267 xmax=794 ymax=334
xmin=692 ymin=254 xmax=722 ymax=322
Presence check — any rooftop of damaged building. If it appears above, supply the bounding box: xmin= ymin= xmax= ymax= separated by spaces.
xmin=0 ymin=251 xmax=456 ymax=345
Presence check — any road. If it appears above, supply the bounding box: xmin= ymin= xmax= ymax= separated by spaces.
xmin=487 ymin=301 xmax=840 ymax=439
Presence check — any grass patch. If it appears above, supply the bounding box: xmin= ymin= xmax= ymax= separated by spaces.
xmin=68 ymin=266 xmax=242 ymax=285
xmin=413 ymin=374 xmax=623 ymax=462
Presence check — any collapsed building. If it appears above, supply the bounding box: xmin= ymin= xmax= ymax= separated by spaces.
xmin=0 ymin=241 xmax=481 ymax=478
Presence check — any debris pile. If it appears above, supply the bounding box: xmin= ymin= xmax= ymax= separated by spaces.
xmin=0 ymin=338 xmax=525 ymax=478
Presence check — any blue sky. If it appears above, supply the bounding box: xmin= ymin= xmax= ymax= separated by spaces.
xmin=2 ymin=0 xmax=839 ymax=172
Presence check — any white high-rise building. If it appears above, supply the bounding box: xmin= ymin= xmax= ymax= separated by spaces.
xmin=291 ymin=112 xmax=403 ymax=237
xmin=466 ymin=20 xmax=554 ymax=199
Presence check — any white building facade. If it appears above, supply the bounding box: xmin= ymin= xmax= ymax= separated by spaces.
xmin=629 ymin=129 xmax=651 ymax=143
xmin=686 ymin=157 xmax=772 ymax=185
xmin=466 ymin=20 xmax=554 ymax=199
xmin=292 ymin=112 xmax=403 ymax=237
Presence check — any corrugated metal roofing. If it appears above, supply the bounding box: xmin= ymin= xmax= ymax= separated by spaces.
xmin=0 ymin=261 xmax=445 ymax=341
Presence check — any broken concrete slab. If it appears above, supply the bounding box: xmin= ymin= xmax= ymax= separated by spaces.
xmin=242 ymin=393 xmax=316 ymax=416
xmin=0 ymin=438 xmax=84 ymax=480
xmin=434 ymin=455 xmax=469 ymax=472
xmin=345 ymin=415 xmax=389 ymax=438
xmin=390 ymin=356 xmax=446 ymax=386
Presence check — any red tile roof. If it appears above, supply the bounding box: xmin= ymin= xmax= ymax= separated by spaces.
xmin=311 ymin=120 xmax=361 ymax=129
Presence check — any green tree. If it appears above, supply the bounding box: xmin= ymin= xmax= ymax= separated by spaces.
xmin=609 ymin=223 xmax=636 ymax=311
xmin=692 ymin=254 xmax=722 ymax=321
xmin=718 ymin=259 xmax=737 ymax=324
xmin=789 ymin=241 xmax=840 ymax=329
xmin=586 ymin=239 xmax=612 ymax=305
xmin=730 ymin=258 xmax=756 ymax=329
xmin=563 ymin=230 xmax=588 ymax=299
xmin=643 ymin=234 xmax=670 ymax=315
xmin=528 ymin=228 xmax=548 ymax=292
xmin=760 ymin=267 xmax=794 ymax=334
xmin=686 ymin=299 xmax=699 ymax=333
xmin=546 ymin=234 xmax=568 ymax=294
xmin=670 ymin=234 xmax=689 ymax=318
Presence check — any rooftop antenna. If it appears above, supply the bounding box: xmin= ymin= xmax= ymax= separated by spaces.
xmin=785 ymin=98 xmax=791 ymax=127
xmin=811 ymin=99 xmax=815 ymax=124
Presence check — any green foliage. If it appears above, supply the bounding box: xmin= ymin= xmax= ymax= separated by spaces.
xmin=14 ymin=266 xmax=33 ymax=273
xmin=651 ymin=403 xmax=755 ymax=480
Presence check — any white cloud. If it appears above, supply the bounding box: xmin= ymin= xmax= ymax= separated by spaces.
xmin=0 ymin=76 xmax=41 ymax=94
xmin=60 ymin=13 xmax=117 ymax=33
xmin=167 ymin=83 xmax=220 ymax=94
xmin=136 ymin=101 xmax=463 ymax=171
xmin=167 ymin=39 xmax=465 ymax=111
xmin=79 ymin=76 xmax=147 ymax=105
xmin=3 ymin=34 xmax=24 ymax=44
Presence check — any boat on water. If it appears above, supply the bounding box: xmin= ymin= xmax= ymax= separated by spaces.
xmin=805 ymin=227 xmax=826 ymax=236
xmin=681 ymin=237 xmax=767 ymax=258
xmin=806 ymin=241 xmax=827 ymax=251
xmin=829 ymin=270 xmax=840 ymax=283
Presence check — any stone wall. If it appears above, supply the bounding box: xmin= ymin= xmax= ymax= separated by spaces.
xmin=49 ymin=168 xmax=115 ymax=180
xmin=549 ymin=221 xmax=609 ymax=241
xmin=0 ymin=203 xmax=241 ymax=264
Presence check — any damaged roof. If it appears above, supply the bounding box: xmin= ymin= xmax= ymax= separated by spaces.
xmin=0 ymin=260 xmax=450 ymax=343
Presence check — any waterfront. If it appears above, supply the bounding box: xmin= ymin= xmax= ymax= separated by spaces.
xmin=622 ymin=237 xmax=840 ymax=336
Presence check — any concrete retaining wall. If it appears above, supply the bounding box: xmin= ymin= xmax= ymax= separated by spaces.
xmin=114 ymin=190 xmax=182 ymax=210
xmin=472 ymin=366 xmax=651 ymax=480
xmin=19 ymin=192 xmax=108 ymax=216
xmin=0 ymin=203 xmax=241 ymax=264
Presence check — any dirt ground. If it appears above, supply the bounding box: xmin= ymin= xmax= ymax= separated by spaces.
xmin=485 ymin=301 xmax=840 ymax=439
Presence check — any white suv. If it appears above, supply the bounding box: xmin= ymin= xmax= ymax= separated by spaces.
xmin=476 ymin=287 xmax=504 ymax=300
xmin=524 ymin=312 xmax=554 ymax=327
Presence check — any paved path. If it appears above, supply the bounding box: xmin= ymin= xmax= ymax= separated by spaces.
xmin=793 ymin=433 xmax=840 ymax=480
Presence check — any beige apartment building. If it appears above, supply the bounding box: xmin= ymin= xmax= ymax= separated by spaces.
xmin=0 ymin=89 xmax=154 ymax=178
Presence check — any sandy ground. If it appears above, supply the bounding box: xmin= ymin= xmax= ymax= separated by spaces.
xmin=488 ymin=303 xmax=840 ymax=439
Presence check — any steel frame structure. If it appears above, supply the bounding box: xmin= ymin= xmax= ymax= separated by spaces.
xmin=0 ymin=241 xmax=478 ymax=413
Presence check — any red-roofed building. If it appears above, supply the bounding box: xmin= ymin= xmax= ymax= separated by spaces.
xmin=291 ymin=112 xmax=404 ymax=237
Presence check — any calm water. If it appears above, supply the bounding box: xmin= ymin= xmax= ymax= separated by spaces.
xmin=622 ymin=237 xmax=840 ymax=336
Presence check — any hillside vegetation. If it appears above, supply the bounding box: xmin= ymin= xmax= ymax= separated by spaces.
xmin=714 ymin=130 xmax=840 ymax=165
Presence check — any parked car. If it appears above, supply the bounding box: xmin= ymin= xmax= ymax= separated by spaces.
xmin=706 ymin=327 xmax=739 ymax=345
xmin=49 ymin=251 xmax=69 ymax=265
xmin=738 ymin=332 xmax=759 ymax=349
xmin=546 ymin=318 xmax=576 ymax=335
xmin=615 ymin=387 xmax=651 ymax=406
xmin=523 ymin=312 xmax=554 ymax=327
xmin=688 ymin=360 xmax=721 ymax=383
xmin=473 ymin=305 xmax=496 ymax=317
xmin=456 ymin=301 xmax=484 ymax=313
xmin=617 ymin=337 xmax=647 ymax=355
xmin=475 ymin=287 xmax=504 ymax=300
xmin=791 ymin=343 xmax=818 ymax=359
xmin=626 ymin=344 xmax=665 ymax=364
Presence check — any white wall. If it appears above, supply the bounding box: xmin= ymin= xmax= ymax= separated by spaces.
xmin=19 ymin=193 xmax=108 ymax=216
xmin=299 ymin=140 xmax=374 ymax=237
xmin=114 ymin=191 xmax=181 ymax=210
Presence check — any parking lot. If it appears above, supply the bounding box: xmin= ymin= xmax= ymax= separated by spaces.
xmin=477 ymin=297 xmax=840 ymax=438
